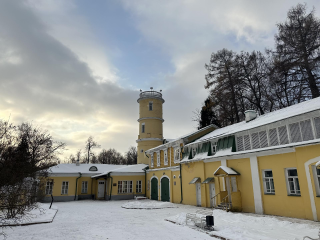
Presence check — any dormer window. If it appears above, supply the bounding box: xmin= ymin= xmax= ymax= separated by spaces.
xmin=211 ymin=142 xmax=217 ymax=155
xmin=89 ymin=166 xmax=98 ymax=171
xmin=149 ymin=102 xmax=153 ymax=111
xmin=192 ymin=148 xmax=197 ymax=158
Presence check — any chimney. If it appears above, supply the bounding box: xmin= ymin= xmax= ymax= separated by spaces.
xmin=244 ymin=110 xmax=257 ymax=122
xmin=76 ymin=158 xmax=80 ymax=166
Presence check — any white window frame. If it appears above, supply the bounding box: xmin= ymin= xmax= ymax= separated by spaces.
xmin=149 ymin=101 xmax=153 ymax=111
xmin=61 ymin=181 xmax=69 ymax=195
xmin=151 ymin=154 xmax=154 ymax=168
xmin=81 ymin=181 xmax=88 ymax=194
xmin=285 ymin=168 xmax=301 ymax=196
xmin=164 ymin=149 xmax=168 ymax=166
xmin=312 ymin=165 xmax=320 ymax=197
xmin=174 ymin=147 xmax=180 ymax=163
xmin=46 ymin=181 xmax=53 ymax=195
xmin=136 ymin=180 xmax=142 ymax=193
xmin=262 ymin=170 xmax=275 ymax=194
xmin=118 ymin=181 xmax=133 ymax=194
xmin=157 ymin=151 xmax=160 ymax=167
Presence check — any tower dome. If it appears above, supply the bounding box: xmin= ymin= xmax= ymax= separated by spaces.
xmin=136 ymin=88 xmax=165 ymax=164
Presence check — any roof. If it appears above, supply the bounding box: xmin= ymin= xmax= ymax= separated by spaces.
xmin=146 ymin=124 xmax=218 ymax=153
xmin=191 ymin=97 xmax=320 ymax=144
xmin=214 ymin=166 xmax=239 ymax=176
xmin=49 ymin=164 xmax=121 ymax=174
xmin=91 ymin=164 xmax=148 ymax=178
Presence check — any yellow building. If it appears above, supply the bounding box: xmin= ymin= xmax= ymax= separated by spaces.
xmin=145 ymin=97 xmax=320 ymax=221
xmin=137 ymin=88 xmax=165 ymax=165
xmin=43 ymin=164 xmax=148 ymax=202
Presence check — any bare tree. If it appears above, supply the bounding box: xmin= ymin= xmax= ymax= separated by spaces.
xmin=125 ymin=147 xmax=137 ymax=165
xmin=273 ymin=3 xmax=320 ymax=98
xmin=0 ymin=121 xmax=65 ymax=236
xmin=85 ymin=136 xmax=100 ymax=164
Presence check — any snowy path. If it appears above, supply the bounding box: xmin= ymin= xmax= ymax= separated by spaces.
xmin=3 ymin=200 xmax=320 ymax=240
xmin=3 ymin=200 xmax=212 ymax=240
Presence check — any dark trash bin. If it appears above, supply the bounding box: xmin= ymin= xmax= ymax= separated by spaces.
xmin=206 ymin=215 xmax=214 ymax=227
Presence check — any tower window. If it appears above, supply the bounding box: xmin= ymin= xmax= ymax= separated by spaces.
xmin=142 ymin=123 xmax=145 ymax=133
xmin=149 ymin=102 xmax=153 ymax=111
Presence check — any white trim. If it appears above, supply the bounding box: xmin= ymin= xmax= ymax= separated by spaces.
xmin=150 ymin=176 xmax=159 ymax=200
xmin=203 ymin=147 xmax=297 ymax=163
xmin=160 ymin=175 xmax=170 ymax=202
xmin=250 ymin=156 xmax=264 ymax=214
xmin=137 ymin=117 xmax=164 ymax=122
xmin=147 ymin=166 xmax=180 ymax=172
xmin=156 ymin=151 xmax=160 ymax=167
xmin=221 ymin=159 xmax=226 ymax=191
xmin=110 ymin=172 xmax=145 ymax=176
xmin=136 ymin=138 xmax=163 ymax=143
xmin=304 ymin=156 xmax=320 ymax=221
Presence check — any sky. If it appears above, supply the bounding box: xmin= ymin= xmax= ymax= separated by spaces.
xmin=0 ymin=0 xmax=319 ymax=160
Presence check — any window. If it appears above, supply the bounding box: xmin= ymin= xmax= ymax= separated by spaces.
xmin=149 ymin=102 xmax=153 ymax=111
xmin=46 ymin=181 xmax=53 ymax=195
xmin=243 ymin=135 xmax=251 ymax=150
xmin=164 ymin=150 xmax=168 ymax=166
xmin=89 ymin=166 xmax=98 ymax=171
xmin=136 ymin=180 xmax=142 ymax=193
xmin=151 ymin=154 xmax=154 ymax=167
xmin=312 ymin=166 xmax=320 ymax=196
xmin=263 ymin=170 xmax=275 ymax=194
xmin=142 ymin=123 xmax=145 ymax=133
xmin=211 ymin=142 xmax=217 ymax=155
xmin=269 ymin=128 xmax=279 ymax=146
xmin=81 ymin=181 xmax=88 ymax=194
xmin=157 ymin=152 xmax=160 ymax=166
xmin=286 ymin=168 xmax=300 ymax=196
xmin=278 ymin=126 xmax=289 ymax=145
xmin=192 ymin=147 xmax=197 ymax=158
xmin=118 ymin=181 xmax=133 ymax=194
xmin=61 ymin=181 xmax=69 ymax=195
xmin=174 ymin=148 xmax=180 ymax=163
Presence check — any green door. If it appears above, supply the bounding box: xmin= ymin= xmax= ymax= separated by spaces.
xmin=161 ymin=177 xmax=170 ymax=202
xmin=151 ymin=178 xmax=158 ymax=200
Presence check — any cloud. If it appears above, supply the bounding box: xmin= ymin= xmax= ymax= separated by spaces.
xmin=0 ymin=1 xmax=138 ymax=158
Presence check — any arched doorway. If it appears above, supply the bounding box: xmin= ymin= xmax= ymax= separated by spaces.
xmin=151 ymin=178 xmax=158 ymax=200
xmin=161 ymin=177 xmax=170 ymax=202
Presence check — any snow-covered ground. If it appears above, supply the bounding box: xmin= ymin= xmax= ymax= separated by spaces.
xmin=167 ymin=210 xmax=320 ymax=240
xmin=2 ymin=200 xmax=319 ymax=240
xmin=122 ymin=199 xmax=177 ymax=209
xmin=1 ymin=203 xmax=57 ymax=226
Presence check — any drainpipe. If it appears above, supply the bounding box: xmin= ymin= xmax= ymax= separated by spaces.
xmin=143 ymin=166 xmax=149 ymax=197
xmin=74 ymin=172 xmax=82 ymax=201
xmin=180 ymin=163 xmax=183 ymax=203
xmin=109 ymin=173 xmax=113 ymax=200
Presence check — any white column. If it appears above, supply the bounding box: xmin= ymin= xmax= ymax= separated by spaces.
xmin=250 ymin=156 xmax=264 ymax=214
xmin=221 ymin=159 xmax=227 ymax=191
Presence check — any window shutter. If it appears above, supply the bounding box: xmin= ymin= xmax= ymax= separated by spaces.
xmin=237 ymin=136 xmax=244 ymax=151
xmin=252 ymin=132 xmax=260 ymax=149
xmin=300 ymin=119 xmax=314 ymax=141
xmin=315 ymin=117 xmax=320 ymax=139
xmin=259 ymin=131 xmax=268 ymax=148
xmin=289 ymin=122 xmax=302 ymax=143
xmin=278 ymin=126 xmax=289 ymax=145
xmin=269 ymin=128 xmax=279 ymax=146
xmin=244 ymin=135 xmax=251 ymax=150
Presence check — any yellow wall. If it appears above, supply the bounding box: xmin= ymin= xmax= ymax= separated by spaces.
xmin=47 ymin=176 xmax=77 ymax=197
xmin=258 ymin=145 xmax=320 ymax=220
xmin=181 ymin=161 xmax=207 ymax=207
xmin=110 ymin=175 xmax=145 ymax=196
xmin=138 ymin=140 xmax=163 ymax=165
xmin=139 ymin=98 xmax=163 ymax=119
xmin=227 ymin=158 xmax=255 ymax=213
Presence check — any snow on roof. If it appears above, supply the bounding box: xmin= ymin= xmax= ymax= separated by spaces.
xmin=91 ymin=164 xmax=148 ymax=178
xmin=214 ymin=166 xmax=238 ymax=175
xmin=49 ymin=164 xmax=121 ymax=174
xmin=146 ymin=124 xmax=217 ymax=153
xmin=192 ymin=97 xmax=320 ymax=144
